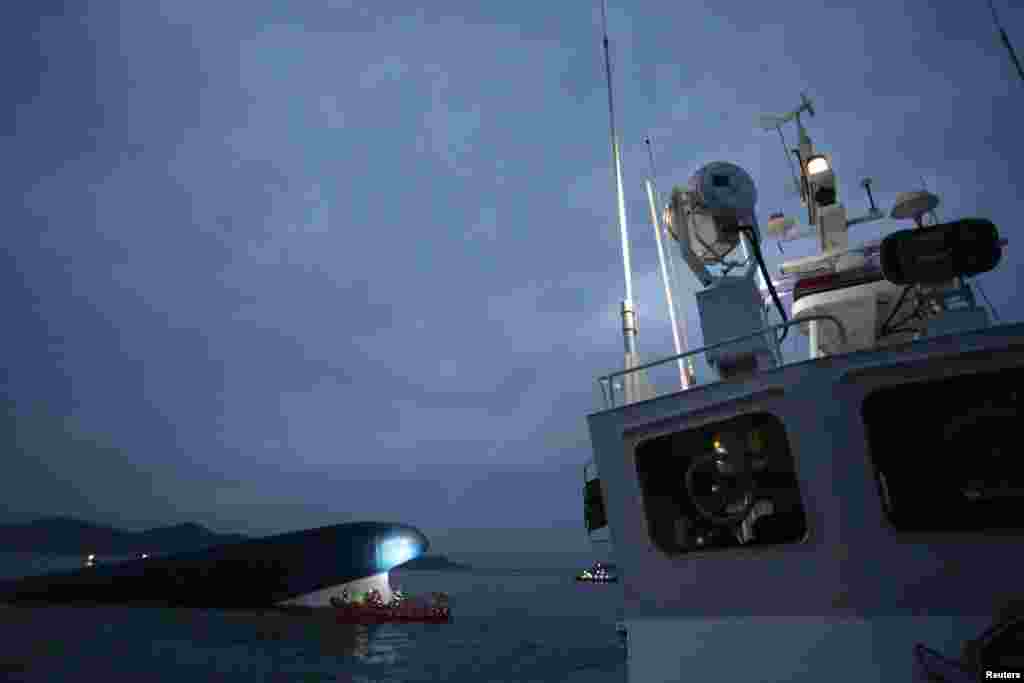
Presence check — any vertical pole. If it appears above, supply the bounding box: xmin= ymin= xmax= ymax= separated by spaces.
xmin=599 ymin=0 xmax=638 ymax=358
xmin=645 ymin=179 xmax=688 ymax=388
xmin=646 ymin=136 xmax=691 ymax=358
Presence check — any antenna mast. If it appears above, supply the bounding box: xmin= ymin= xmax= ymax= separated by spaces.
xmin=644 ymin=137 xmax=689 ymax=388
xmin=599 ymin=0 xmax=638 ymax=356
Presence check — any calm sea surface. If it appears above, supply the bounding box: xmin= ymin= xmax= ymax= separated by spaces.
xmin=0 ymin=553 xmax=627 ymax=682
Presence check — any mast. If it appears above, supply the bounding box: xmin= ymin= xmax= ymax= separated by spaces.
xmin=600 ymin=0 xmax=633 ymax=312
xmin=599 ymin=0 xmax=649 ymax=403
xmin=645 ymin=137 xmax=690 ymax=389
xmin=645 ymin=178 xmax=689 ymax=388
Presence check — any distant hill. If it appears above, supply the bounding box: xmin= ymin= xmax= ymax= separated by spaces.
xmin=397 ymin=554 xmax=472 ymax=571
xmin=0 ymin=517 xmax=249 ymax=556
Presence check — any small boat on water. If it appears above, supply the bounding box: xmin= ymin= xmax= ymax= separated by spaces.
xmin=330 ymin=589 xmax=451 ymax=624
xmin=576 ymin=561 xmax=619 ymax=583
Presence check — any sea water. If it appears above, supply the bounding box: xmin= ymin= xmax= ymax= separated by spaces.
xmin=0 ymin=554 xmax=627 ymax=682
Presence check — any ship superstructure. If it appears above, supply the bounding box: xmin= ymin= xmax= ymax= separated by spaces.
xmin=583 ymin=12 xmax=1022 ymax=678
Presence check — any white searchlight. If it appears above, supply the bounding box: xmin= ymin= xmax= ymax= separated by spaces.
xmin=664 ymin=162 xmax=782 ymax=380
xmin=805 ymin=154 xmax=831 ymax=180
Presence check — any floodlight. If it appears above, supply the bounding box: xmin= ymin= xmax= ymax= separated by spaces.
xmin=806 ymin=155 xmax=830 ymax=178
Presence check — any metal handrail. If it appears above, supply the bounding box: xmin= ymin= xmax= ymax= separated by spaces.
xmin=598 ymin=314 xmax=848 ymax=408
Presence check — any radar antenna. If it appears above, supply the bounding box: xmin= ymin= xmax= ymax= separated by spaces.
xmin=757 ymin=92 xmax=815 ymax=132
xmin=759 ymin=93 xmax=815 ymax=211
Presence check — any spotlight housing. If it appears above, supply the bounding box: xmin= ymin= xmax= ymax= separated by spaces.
xmin=880 ymin=218 xmax=1002 ymax=285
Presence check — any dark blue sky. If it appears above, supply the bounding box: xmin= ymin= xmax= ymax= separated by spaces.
xmin=3 ymin=1 xmax=1022 ymax=557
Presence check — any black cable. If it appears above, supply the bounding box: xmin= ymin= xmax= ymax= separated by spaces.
xmin=881 ymin=276 xmax=1002 ymax=340
xmin=892 ymin=307 xmax=925 ymax=329
xmin=742 ymin=225 xmax=788 ymax=343
xmin=974 ymin=276 xmax=1002 ymax=322
xmin=776 ymin=126 xmax=800 ymax=200
xmin=1000 ymin=27 xmax=1024 ymax=82
xmin=887 ymin=296 xmax=929 ymax=333
xmin=912 ymin=643 xmax=972 ymax=681
xmin=879 ymin=313 xmax=926 ymax=341
xmin=987 ymin=0 xmax=1024 ymax=83
xmin=879 ymin=285 xmax=913 ymax=337
xmin=881 ymin=326 xmax=920 ymax=339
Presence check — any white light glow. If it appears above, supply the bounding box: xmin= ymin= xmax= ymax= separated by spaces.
xmin=380 ymin=537 xmax=417 ymax=568
xmin=806 ymin=156 xmax=830 ymax=177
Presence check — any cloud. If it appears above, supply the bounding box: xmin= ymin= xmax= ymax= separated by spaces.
xmin=469 ymin=206 xmax=498 ymax=241
xmin=421 ymin=64 xmax=483 ymax=177
xmin=358 ymin=56 xmax=409 ymax=89
xmin=317 ymin=94 xmax=346 ymax=129
xmin=6 ymin=0 xmax=1023 ymax=543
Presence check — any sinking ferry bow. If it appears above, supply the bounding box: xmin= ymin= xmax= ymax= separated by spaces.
xmin=0 ymin=521 xmax=428 ymax=608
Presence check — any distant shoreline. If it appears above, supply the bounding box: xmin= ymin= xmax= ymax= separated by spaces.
xmin=0 ymin=517 xmax=246 ymax=556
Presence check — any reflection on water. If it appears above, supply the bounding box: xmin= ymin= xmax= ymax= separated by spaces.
xmin=231 ymin=612 xmax=411 ymax=664
xmin=0 ymin=558 xmax=627 ymax=682
xmin=0 ymin=606 xmax=625 ymax=682
xmin=335 ymin=622 xmax=371 ymax=659
xmin=358 ymin=624 xmax=409 ymax=666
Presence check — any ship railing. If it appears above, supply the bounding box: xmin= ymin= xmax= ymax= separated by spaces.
xmin=597 ymin=314 xmax=847 ymax=409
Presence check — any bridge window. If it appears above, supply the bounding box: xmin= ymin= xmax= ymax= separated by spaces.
xmin=862 ymin=366 xmax=1024 ymax=532
xmin=635 ymin=412 xmax=807 ymax=555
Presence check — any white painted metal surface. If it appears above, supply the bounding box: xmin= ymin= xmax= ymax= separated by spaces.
xmin=791 ymin=278 xmax=905 ymax=357
xmin=588 ymin=323 xmax=1024 ymax=682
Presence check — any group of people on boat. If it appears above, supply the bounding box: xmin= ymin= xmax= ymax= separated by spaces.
xmin=329 ymin=587 xmax=450 ymax=615
xmin=330 ymin=588 xmax=394 ymax=608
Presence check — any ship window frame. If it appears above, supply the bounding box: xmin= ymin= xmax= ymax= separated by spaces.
xmin=632 ymin=409 xmax=810 ymax=558
xmin=860 ymin=365 xmax=1024 ymax=534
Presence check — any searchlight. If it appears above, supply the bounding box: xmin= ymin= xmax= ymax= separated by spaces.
xmin=379 ymin=536 xmax=419 ymax=569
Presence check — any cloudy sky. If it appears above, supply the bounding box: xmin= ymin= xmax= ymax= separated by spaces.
xmin=3 ymin=1 xmax=1022 ymax=559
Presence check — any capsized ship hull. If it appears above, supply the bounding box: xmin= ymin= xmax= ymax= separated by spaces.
xmin=0 ymin=521 xmax=428 ymax=609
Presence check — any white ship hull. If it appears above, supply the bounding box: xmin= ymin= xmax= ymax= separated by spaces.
xmin=624 ymin=616 xmax=992 ymax=682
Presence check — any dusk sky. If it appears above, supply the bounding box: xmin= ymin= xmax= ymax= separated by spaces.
xmin=4 ymin=1 xmax=1022 ymax=561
